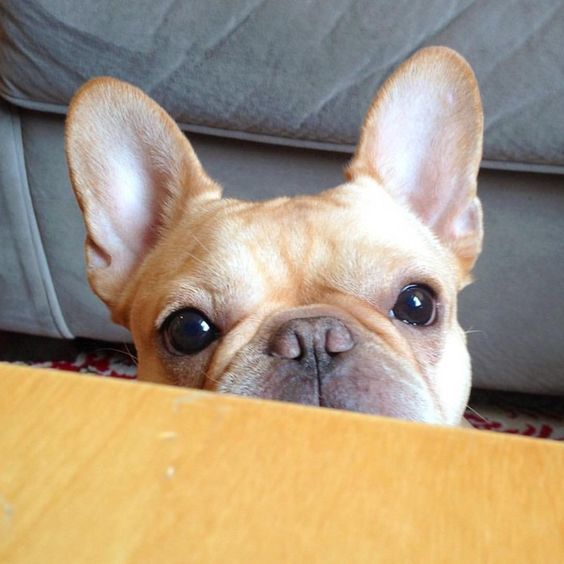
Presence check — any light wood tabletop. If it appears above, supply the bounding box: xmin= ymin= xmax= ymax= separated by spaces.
xmin=1 ymin=363 xmax=563 ymax=563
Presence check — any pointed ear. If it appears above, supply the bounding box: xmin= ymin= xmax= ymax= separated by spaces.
xmin=65 ymin=77 xmax=221 ymax=311
xmin=347 ymin=47 xmax=484 ymax=278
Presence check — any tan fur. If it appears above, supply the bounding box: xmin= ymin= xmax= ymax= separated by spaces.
xmin=65 ymin=47 xmax=483 ymax=425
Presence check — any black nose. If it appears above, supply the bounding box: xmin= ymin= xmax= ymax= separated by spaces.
xmin=268 ymin=316 xmax=355 ymax=369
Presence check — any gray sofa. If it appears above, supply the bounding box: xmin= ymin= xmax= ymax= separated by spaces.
xmin=1 ymin=0 xmax=563 ymax=394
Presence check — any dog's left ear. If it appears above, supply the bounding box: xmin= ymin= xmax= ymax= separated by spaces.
xmin=348 ymin=47 xmax=484 ymax=279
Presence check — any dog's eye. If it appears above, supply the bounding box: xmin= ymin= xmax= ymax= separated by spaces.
xmin=162 ymin=308 xmax=219 ymax=355
xmin=391 ymin=284 xmax=437 ymax=326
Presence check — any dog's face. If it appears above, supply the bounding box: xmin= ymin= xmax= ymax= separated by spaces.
xmin=66 ymin=47 xmax=483 ymax=425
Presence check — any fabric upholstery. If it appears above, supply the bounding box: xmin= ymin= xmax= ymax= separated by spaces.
xmin=0 ymin=0 xmax=563 ymax=171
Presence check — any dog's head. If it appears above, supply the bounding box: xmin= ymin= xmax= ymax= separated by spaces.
xmin=66 ymin=47 xmax=483 ymax=425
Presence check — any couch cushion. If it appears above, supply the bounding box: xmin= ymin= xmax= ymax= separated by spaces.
xmin=0 ymin=100 xmax=73 ymax=338
xmin=1 ymin=0 xmax=563 ymax=172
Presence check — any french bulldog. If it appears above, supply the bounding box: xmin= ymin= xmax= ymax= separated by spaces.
xmin=65 ymin=46 xmax=483 ymax=426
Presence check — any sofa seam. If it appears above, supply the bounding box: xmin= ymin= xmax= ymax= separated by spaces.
xmin=1 ymin=91 xmax=562 ymax=176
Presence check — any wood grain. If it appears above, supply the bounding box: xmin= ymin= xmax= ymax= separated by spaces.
xmin=0 ymin=363 xmax=563 ymax=563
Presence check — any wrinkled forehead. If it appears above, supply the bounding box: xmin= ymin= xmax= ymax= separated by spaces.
xmin=157 ymin=182 xmax=456 ymax=306
xmin=199 ymin=184 xmax=445 ymax=266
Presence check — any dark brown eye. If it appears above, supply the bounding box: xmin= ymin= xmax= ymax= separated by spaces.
xmin=162 ymin=308 xmax=219 ymax=355
xmin=392 ymin=284 xmax=437 ymax=326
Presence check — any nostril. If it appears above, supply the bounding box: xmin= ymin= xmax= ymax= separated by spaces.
xmin=269 ymin=330 xmax=302 ymax=360
xmin=268 ymin=317 xmax=355 ymax=362
xmin=325 ymin=324 xmax=354 ymax=355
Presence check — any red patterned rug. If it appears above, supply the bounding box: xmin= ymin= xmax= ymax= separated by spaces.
xmin=13 ymin=349 xmax=564 ymax=441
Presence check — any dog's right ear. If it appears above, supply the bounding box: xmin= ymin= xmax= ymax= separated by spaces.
xmin=65 ymin=78 xmax=221 ymax=311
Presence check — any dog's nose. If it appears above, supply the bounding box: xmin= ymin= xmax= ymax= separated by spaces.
xmin=268 ymin=317 xmax=354 ymax=365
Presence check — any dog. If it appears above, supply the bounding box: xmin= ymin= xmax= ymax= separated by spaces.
xmin=65 ymin=46 xmax=483 ymax=426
